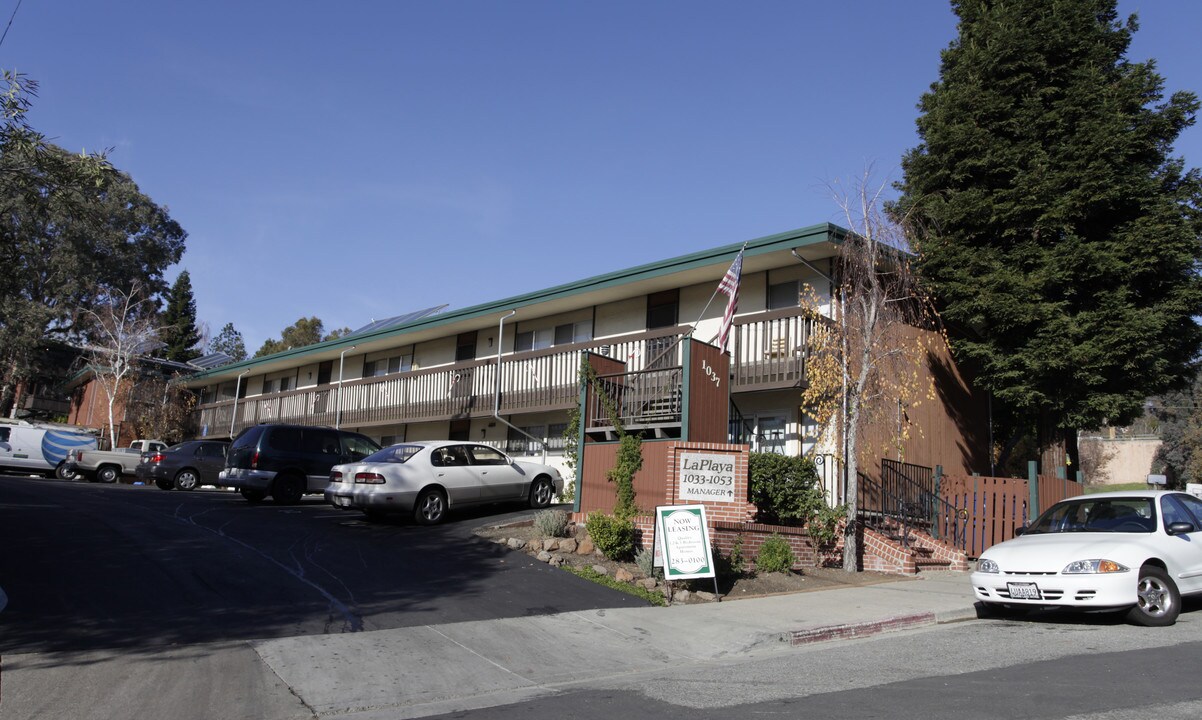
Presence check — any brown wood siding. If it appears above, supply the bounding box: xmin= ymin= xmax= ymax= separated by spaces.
xmin=857 ymin=325 xmax=990 ymax=481
xmin=686 ymin=340 xmax=729 ymax=443
xmin=578 ymin=439 xmax=673 ymax=516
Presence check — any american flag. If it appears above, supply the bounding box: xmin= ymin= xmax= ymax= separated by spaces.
xmin=717 ymin=250 xmax=743 ymax=350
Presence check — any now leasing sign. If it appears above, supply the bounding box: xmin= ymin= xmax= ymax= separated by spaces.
xmin=677 ymin=452 xmax=737 ymax=502
xmin=655 ymin=505 xmax=715 ymax=581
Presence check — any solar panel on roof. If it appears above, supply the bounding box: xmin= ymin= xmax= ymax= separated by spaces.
xmin=189 ymin=352 xmax=235 ymax=370
xmin=347 ymin=305 xmax=448 ymax=337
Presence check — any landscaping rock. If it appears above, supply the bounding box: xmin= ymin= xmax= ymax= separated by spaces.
xmin=537 ymin=551 xmax=553 ymax=563
xmin=673 ymin=589 xmax=691 ymax=603
xmin=506 ymin=538 xmax=526 ymax=550
xmin=576 ymin=538 xmax=594 ymax=555
xmin=694 ymin=590 xmax=717 ymax=602
xmin=639 ymin=578 xmax=658 ymax=590
xmin=549 ymin=555 xmax=565 ymax=567
xmin=559 ymin=538 xmax=578 ymax=554
xmin=542 ymin=538 xmax=559 ymax=552
xmin=614 ymin=568 xmax=634 ymax=583
xmin=591 ymin=564 xmax=609 ymax=576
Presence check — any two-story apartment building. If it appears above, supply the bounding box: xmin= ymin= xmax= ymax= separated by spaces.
xmin=183 ymin=224 xmax=988 ymax=497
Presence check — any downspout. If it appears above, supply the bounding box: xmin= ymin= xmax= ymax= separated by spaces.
xmin=229 ymin=369 xmax=249 ymax=438
xmin=336 ymin=345 xmax=356 ymax=429
xmin=494 ymin=311 xmax=547 ymax=462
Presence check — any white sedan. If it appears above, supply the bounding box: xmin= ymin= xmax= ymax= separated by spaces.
xmin=324 ymin=440 xmax=563 ymax=525
xmin=971 ymin=490 xmax=1202 ymax=626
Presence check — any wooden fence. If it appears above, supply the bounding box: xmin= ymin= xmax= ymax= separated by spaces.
xmin=938 ymin=473 xmax=1085 ymax=557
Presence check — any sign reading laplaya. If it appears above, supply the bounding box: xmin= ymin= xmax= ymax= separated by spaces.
xmin=655 ymin=505 xmax=715 ymax=581
xmin=677 ymin=452 xmax=736 ymax=503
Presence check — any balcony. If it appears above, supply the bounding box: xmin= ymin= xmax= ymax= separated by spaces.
xmin=193 ymin=308 xmax=824 ymax=439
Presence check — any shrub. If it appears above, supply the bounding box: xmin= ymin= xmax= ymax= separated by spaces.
xmin=807 ymin=503 xmax=846 ymax=548
xmin=748 ymin=452 xmax=825 ymax=525
xmin=755 ymin=533 xmax=795 ymax=574
xmin=534 ymin=508 xmax=570 ymax=538
xmin=712 ymin=535 xmax=746 ymax=578
xmin=634 ymin=546 xmax=659 ymax=578
xmin=586 ymin=512 xmax=636 ymax=560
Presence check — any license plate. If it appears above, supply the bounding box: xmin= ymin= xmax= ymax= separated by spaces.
xmin=1007 ymin=582 xmax=1042 ymax=600
xmin=334 ymin=496 xmax=353 ymax=508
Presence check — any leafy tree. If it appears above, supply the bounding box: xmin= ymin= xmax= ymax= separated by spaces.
xmin=130 ymin=374 xmax=198 ymax=444
xmin=254 ymin=317 xmax=348 ymax=357
xmin=210 ymin=322 xmax=247 ymax=363
xmin=160 ymin=271 xmax=201 ymax=362
xmin=893 ymin=0 xmax=1202 ymax=473
xmin=0 ymin=72 xmax=185 ymax=415
xmin=1152 ymin=379 xmax=1202 ymax=488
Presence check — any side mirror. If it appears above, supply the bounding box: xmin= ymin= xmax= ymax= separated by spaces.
xmin=1014 ymin=525 xmax=1028 ymax=537
xmin=1167 ymin=521 xmax=1195 ymax=536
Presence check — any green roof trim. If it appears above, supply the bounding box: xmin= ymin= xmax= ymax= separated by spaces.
xmin=188 ymin=223 xmax=844 ymax=382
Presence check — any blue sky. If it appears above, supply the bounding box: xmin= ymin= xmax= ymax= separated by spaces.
xmin=5 ymin=1 xmax=1200 ymax=353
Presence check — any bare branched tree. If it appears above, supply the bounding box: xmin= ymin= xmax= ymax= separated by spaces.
xmin=80 ymin=282 xmax=162 ymax=448
xmin=803 ymin=172 xmax=942 ymax=571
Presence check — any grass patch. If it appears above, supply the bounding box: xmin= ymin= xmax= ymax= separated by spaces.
xmin=1085 ymin=482 xmax=1153 ymax=494
xmin=560 ymin=565 xmax=666 ymax=606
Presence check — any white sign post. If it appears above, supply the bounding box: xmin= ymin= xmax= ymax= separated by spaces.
xmin=655 ymin=504 xmax=719 ymax=600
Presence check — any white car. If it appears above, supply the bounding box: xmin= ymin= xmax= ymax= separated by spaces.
xmin=971 ymin=490 xmax=1202 ymax=626
xmin=324 ymin=440 xmax=563 ymax=525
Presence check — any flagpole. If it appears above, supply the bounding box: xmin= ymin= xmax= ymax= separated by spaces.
xmin=687 ymin=243 xmax=747 ymax=337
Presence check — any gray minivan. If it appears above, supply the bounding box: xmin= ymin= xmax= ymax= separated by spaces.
xmin=221 ymin=424 xmax=380 ymax=504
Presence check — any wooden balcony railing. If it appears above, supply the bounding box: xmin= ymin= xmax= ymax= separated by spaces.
xmin=193 ymin=309 xmax=824 ymax=438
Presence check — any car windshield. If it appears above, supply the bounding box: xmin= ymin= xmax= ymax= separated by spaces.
xmin=362 ymin=444 xmax=423 ymax=464
xmin=1025 ymin=497 xmax=1156 ymax=534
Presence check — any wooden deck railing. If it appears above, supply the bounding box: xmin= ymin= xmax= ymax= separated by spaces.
xmin=193 ymin=309 xmax=824 ymax=437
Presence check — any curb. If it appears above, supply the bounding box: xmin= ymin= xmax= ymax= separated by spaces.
xmin=786 ymin=606 xmax=978 ymax=646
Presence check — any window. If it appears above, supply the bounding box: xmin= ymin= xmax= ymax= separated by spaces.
xmin=456 ymin=332 xmax=477 ymax=362
xmin=304 ymin=428 xmax=341 ymax=455
xmin=262 ymin=379 xmax=276 ymax=394
xmin=768 ymin=280 xmax=800 ymax=310
xmin=547 ymin=422 xmax=568 ymax=451
xmin=646 ymin=289 xmax=679 ymax=329
xmin=516 ymin=321 xmax=591 ymax=353
xmin=468 ymin=445 xmax=508 ymax=465
xmin=278 ymin=376 xmax=294 ymax=392
xmin=515 ymin=329 xmax=552 ymax=352
xmin=449 ymin=418 xmax=471 ymax=441
xmin=0 ymin=427 xmax=9 ymax=443
xmin=432 ymin=445 xmax=470 ymax=467
xmin=266 ymin=427 xmax=303 ymax=452
xmin=364 ymin=354 xmax=413 ymax=377
xmin=507 ymin=425 xmax=546 ymax=455
xmin=1176 ymin=494 xmax=1202 ymax=527
xmin=342 ymin=433 xmax=380 ymax=460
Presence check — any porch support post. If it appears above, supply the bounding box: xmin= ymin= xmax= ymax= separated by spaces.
xmin=1027 ymin=460 xmax=1039 ymax=525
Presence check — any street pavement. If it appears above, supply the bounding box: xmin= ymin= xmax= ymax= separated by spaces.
xmin=246 ymin=570 xmax=978 ymax=719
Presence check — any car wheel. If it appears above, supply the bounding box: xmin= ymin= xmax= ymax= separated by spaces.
xmin=55 ymin=462 xmax=76 ymax=481
xmin=240 ymin=488 xmax=267 ymax=503
xmin=1128 ymin=565 xmax=1181 ymax=627
xmin=97 ymin=466 xmax=120 ymax=484
xmin=529 ymin=476 xmax=555 ymax=509
xmin=272 ymin=474 xmax=305 ymax=505
xmin=414 ymin=488 xmax=447 ymax=525
xmin=154 ymin=477 xmax=174 ymax=491
xmin=174 ymin=469 xmax=200 ymax=491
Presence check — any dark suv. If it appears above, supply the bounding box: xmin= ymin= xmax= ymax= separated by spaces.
xmin=221 ymin=424 xmax=380 ymax=504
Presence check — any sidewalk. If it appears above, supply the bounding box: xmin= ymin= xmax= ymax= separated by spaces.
xmin=251 ymin=570 xmax=978 ymax=719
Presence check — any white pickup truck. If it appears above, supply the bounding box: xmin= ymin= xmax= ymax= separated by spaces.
xmin=68 ymin=439 xmax=168 ymax=483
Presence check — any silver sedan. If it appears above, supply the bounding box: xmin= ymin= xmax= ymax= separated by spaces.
xmin=324 ymin=440 xmax=563 ymax=524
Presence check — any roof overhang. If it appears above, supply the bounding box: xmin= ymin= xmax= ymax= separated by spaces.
xmin=182 ymin=224 xmax=845 ymax=387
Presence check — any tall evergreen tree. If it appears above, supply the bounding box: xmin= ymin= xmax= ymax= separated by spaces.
xmin=210 ymin=322 xmax=247 ymax=363
xmin=894 ymin=0 xmax=1202 ymax=472
xmin=160 ymin=270 xmax=201 ymax=362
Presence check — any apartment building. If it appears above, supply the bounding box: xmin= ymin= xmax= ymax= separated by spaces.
xmin=183 ymin=224 xmax=987 ymax=490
